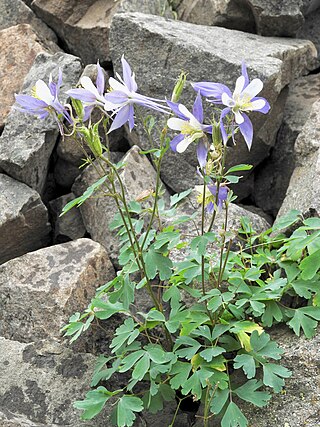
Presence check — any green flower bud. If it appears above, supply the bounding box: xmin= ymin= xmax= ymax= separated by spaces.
xmin=171 ymin=71 xmax=187 ymax=103
xmin=71 ymin=98 xmax=85 ymax=121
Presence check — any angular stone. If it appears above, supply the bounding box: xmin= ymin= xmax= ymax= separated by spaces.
xmin=0 ymin=338 xmax=112 ymax=426
xmin=53 ymin=157 xmax=82 ymax=189
xmin=0 ymin=239 xmax=115 ymax=343
xmin=175 ymin=0 xmax=256 ymax=33
xmin=0 ymin=174 xmax=51 ymax=265
xmin=110 ymin=12 xmax=316 ymax=193
xmin=49 ymin=193 xmax=87 ymax=243
xmin=244 ymin=0 xmax=311 ymax=37
xmin=73 ymin=145 xmax=170 ymax=264
xmin=0 ymin=24 xmax=59 ymax=128
xmin=255 ymin=74 xmax=320 ymax=216
xmin=0 ymin=52 xmax=83 ymax=194
xmin=31 ymin=0 xmax=173 ymax=64
xmin=298 ymin=5 xmax=320 ymax=62
xmin=277 ymin=99 xmax=320 ymax=219
xmin=0 ymin=0 xmax=57 ymax=48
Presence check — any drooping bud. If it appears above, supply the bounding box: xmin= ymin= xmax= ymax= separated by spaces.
xmin=171 ymin=71 xmax=187 ymax=103
xmin=71 ymin=98 xmax=85 ymax=121
xmin=88 ymin=122 xmax=103 ymax=158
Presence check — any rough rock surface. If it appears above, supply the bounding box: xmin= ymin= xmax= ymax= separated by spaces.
xmin=73 ymin=145 xmax=170 ymax=264
xmin=175 ymin=0 xmax=256 ymax=32
xmin=0 ymin=239 xmax=115 ymax=343
xmin=277 ymin=99 xmax=320 ymax=219
xmin=30 ymin=0 xmax=173 ymax=64
xmin=0 ymin=338 xmax=112 ymax=426
xmin=0 ymin=174 xmax=51 ymax=265
xmin=0 ymin=0 xmax=57 ymax=47
xmin=255 ymin=74 xmax=320 ymax=216
xmin=0 ymin=52 xmax=83 ymax=194
xmin=49 ymin=193 xmax=87 ymax=243
xmin=298 ymin=5 xmax=320 ymax=62
xmin=0 ymin=24 xmax=59 ymax=128
xmin=110 ymin=12 xmax=317 ymax=193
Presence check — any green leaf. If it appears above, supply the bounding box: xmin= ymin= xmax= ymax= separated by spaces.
xmin=233 ymin=354 xmax=256 ymax=379
xmin=261 ymin=301 xmax=283 ymax=327
xmin=110 ymin=318 xmax=138 ymax=353
xmin=74 ymin=386 xmax=114 ymax=420
xmin=221 ymin=402 xmax=248 ymax=427
xmin=181 ymin=368 xmax=210 ymax=400
xmin=250 ymin=331 xmax=283 ymax=360
xmin=226 ymin=164 xmax=253 ymax=174
xmin=169 ymin=361 xmax=192 ymax=390
xmin=299 ymin=248 xmax=320 ymax=280
xmin=119 ymin=350 xmax=145 ymax=373
xmin=170 ymin=189 xmax=193 ymax=207
xmin=287 ymin=306 xmax=320 ymax=338
xmin=145 ymin=310 xmax=165 ymax=322
xmin=60 ymin=175 xmax=108 ymax=216
xmin=262 ymin=363 xmax=291 ymax=392
xmin=92 ymin=298 xmax=125 ymax=320
xmin=173 ymin=336 xmax=201 ymax=360
xmin=132 ymin=353 xmax=150 ymax=380
xmin=291 ymin=277 xmax=320 ymax=299
xmin=234 ymin=380 xmax=271 ymax=407
xmin=210 ymin=388 xmax=229 ymax=415
xmin=273 ymin=210 xmax=301 ymax=231
xmin=200 ymin=347 xmax=225 ymax=362
xmin=144 ymin=248 xmax=173 ymax=280
xmin=111 ymin=395 xmax=144 ymax=427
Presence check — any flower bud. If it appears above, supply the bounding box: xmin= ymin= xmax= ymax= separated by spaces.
xmin=71 ymin=98 xmax=84 ymax=121
xmin=171 ymin=71 xmax=187 ymax=103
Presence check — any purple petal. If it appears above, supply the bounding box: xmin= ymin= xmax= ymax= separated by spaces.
xmin=166 ymin=100 xmax=189 ymax=120
xmin=170 ymin=134 xmax=184 ymax=152
xmin=121 ymin=56 xmax=137 ymax=92
xmin=83 ymin=105 xmax=94 ymax=121
xmin=241 ymin=62 xmax=250 ymax=88
xmin=239 ymin=113 xmax=253 ymax=150
xmin=220 ymin=108 xmax=231 ymax=145
xmin=15 ymin=94 xmax=47 ymax=109
xmin=251 ymin=96 xmax=270 ymax=114
xmin=105 ymin=91 xmax=128 ymax=104
xmin=128 ymin=104 xmax=135 ymax=131
xmin=192 ymin=82 xmax=232 ymax=103
xmin=207 ymin=202 xmax=214 ymax=214
xmin=197 ymin=140 xmax=207 ymax=169
xmin=66 ymin=88 xmax=97 ymax=103
xmin=202 ymin=124 xmax=213 ymax=134
xmin=109 ymin=105 xmax=131 ymax=133
xmin=96 ymin=62 xmax=105 ymax=95
xmin=192 ymin=91 xmax=203 ymax=123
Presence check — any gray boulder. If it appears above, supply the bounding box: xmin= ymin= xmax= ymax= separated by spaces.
xmin=30 ymin=0 xmax=174 ymax=64
xmin=0 ymin=174 xmax=51 ymax=265
xmin=0 ymin=52 xmax=83 ymax=194
xmin=298 ymin=5 xmax=320 ymax=62
xmin=49 ymin=193 xmax=87 ymax=243
xmin=109 ymin=12 xmax=317 ymax=194
xmin=277 ymin=99 xmax=320 ymax=219
xmin=0 ymin=239 xmax=115 ymax=343
xmin=255 ymin=73 xmax=320 ymax=216
xmin=73 ymin=145 xmax=170 ymax=265
xmin=0 ymin=338 xmax=112 ymax=426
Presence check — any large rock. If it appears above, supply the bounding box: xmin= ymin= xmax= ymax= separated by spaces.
xmin=277 ymin=99 xmax=320 ymax=219
xmin=0 ymin=174 xmax=51 ymax=265
xmin=298 ymin=5 xmax=320 ymax=62
xmin=0 ymin=24 xmax=59 ymax=128
xmin=30 ymin=0 xmax=173 ymax=64
xmin=0 ymin=52 xmax=83 ymax=194
xmin=254 ymin=74 xmax=320 ymax=216
xmin=0 ymin=239 xmax=115 ymax=343
xmin=73 ymin=145 xmax=170 ymax=264
xmin=0 ymin=338 xmax=112 ymax=426
xmin=109 ymin=12 xmax=317 ymax=193
xmin=0 ymin=0 xmax=57 ymax=47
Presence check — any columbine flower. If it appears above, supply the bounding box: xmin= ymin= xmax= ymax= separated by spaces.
xmin=195 ymin=182 xmax=228 ymax=213
xmin=192 ymin=63 xmax=270 ymax=149
xmin=15 ymin=69 xmax=70 ymax=133
xmin=167 ymin=92 xmax=212 ymax=167
xmin=66 ymin=62 xmax=106 ymax=121
xmin=104 ymin=55 xmax=169 ymax=133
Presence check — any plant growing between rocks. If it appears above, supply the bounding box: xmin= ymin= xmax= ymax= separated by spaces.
xmin=15 ymin=56 xmax=320 ymax=427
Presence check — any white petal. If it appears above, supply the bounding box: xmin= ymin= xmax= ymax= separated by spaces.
xmin=109 ymin=77 xmax=130 ymax=95
xmin=233 ymin=75 xmax=245 ymax=96
xmin=242 ymin=78 xmax=263 ymax=99
xmin=104 ymin=100 xmax=119 ymax=111
xmin=167 ymin=117 xmax=186 ymax=131
xmin=222 ymin=92 xmax=235 ymax=107
xmin=234 ymin=111 xmax=244 ymax=124
xmin=176 ymin=136 xmax=193 ymax=153
xmin=80 ymin=76 xmax=100 ymax=97
xmin=250 ymin=99 xmax=266 ymax=110
xmin=35 ymin=80 xmax=54 ymax=104
xmin=178 ymin=104 xmax=194 ymax=120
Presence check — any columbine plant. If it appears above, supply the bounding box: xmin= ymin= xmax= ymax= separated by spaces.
xmin=16 ymin=57 xmax=320 ymax=427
